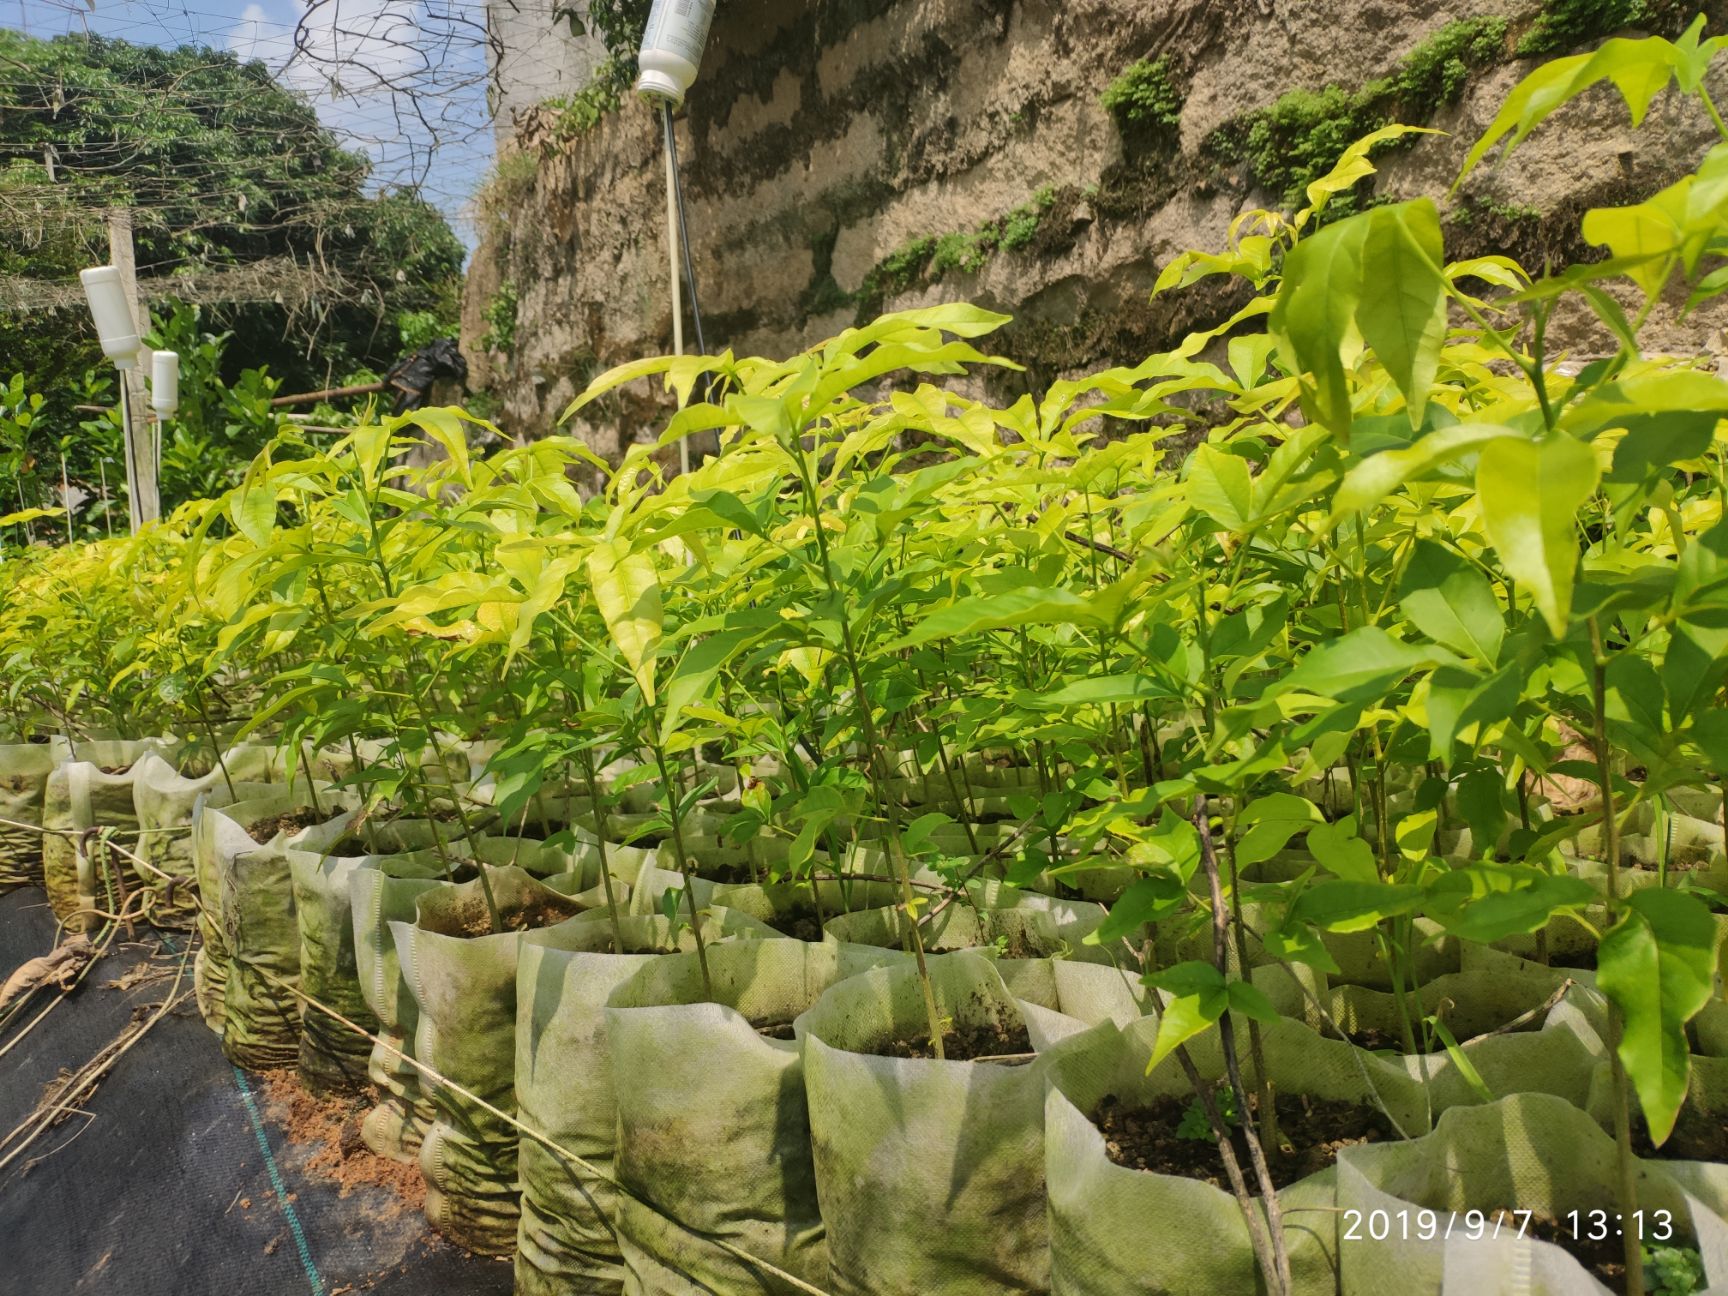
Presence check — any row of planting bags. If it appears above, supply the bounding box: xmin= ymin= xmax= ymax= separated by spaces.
xmin=4 ymin=739 xmax=1728 ymax=1293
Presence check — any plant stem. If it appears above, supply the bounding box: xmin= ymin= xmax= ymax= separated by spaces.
xmin=1193 ymin=796 xmax=1290 ymax=1294
xmin=652 ymin=739 xmax=713 ymax=1000
xmin=1590 ymin=616 xmax=1645 ymax=1296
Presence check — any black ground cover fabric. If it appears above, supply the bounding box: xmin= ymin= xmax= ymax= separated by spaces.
xmin=0 ymin=886 xmax=510 ymax=1296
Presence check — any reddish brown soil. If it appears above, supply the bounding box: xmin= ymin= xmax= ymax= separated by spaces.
xmin=1094 ymin=1089 xmax=1393 ymax=1190
xmin=872 ymin=1016 xmax=1032 ymax=1062
xmin=260 ymin=1070 xmax=424 ymax=1214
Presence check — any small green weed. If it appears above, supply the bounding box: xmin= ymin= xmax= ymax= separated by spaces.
xmin=1177 ymin=1085 xmax=1238 ymax=1141
xmin=1101 ymin=57 xmax=1185 ymax=131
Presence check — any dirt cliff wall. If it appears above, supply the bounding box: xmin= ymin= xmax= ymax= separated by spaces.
xmin=464 ymin=0 xmax=1728 ymax=457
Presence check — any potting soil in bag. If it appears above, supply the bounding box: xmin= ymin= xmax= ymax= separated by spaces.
xmin=1039 ymin=1013 xmax=1428 ymax=1296
xmin=794 ymin=950 xmax=1061 ymax=1296
xmin=131 ymin=746 xmax=290 ymax=928
xmin=513 ymin=909 xmax=783 ymax=1296
xmin=706 ymin=877 xmax=903 ymax=939
xmin=190 ymin=782 xmax=328 ymax=1033
xmin=1257 ymin=961 xmax=1608 ymax=1113
xmin=1336 ymin=1092 xmax=1728 ymax=1294
xmin=351 ymin=852 xmax=450 ymax=1163
xmin=0 ymin=737 xmax=69 ymax=891
xmin=220 ymin=797 xmax=351 ymax=1071
xmin=41 ymin=740 xmax=172 ymax=928
xmin=393 ymin=865 xmax=592 ymax=1256
xmin=604 ymin=938 xmax=905 ymax=1295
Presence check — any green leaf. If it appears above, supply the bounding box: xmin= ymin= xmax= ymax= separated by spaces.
xmin=1018 ymin=674 xmax=1174 ymax=709
xmin=1289 ymin=880 xmax=1423 ymax=933
xmin=1279 ymin=626 xmax=1438 ymax=702
xmin=1144 ymin=960 xmax=1227 ymax=998
xmin=1663 ymin=619 xmax=1728 ymax=728
xmin=586 ymin=539 xmax=663 ymax=706
xmin=1458 ymin=32 xmax=1695 ymax=180
xmin=1399 ymin=540 xmax=1504 ymax=665
xmin=1227 ymin=980 xmax=1280 ymax=1023
xmin=1307 ymin=819 xmax=1380 ymax=883
xmin=1355 ymin=198 xmax=1447 ymax=428
xmin=1271 ymin=211 xmax=1371 ymax=434
xmin=1187 ymin=443 xmax=1256 ymax=530
xmin=1597 ymin=888 xmax=1720 ymax=1146
xmin=1475 ymin=435 xmax=1599 ymax=638
xmin=894 ymin=585 xmax=1106 ymax=647
xmin=1428 ymin=1016 xmax=1497 ymax=1104
xmin=1089 ymin=875 xmax=1189 ymax=945
xmin=1331 ymin=425 xmax=1516 ymax=520
xmin=1235 ymin=793 xmax=1323 ymax=867
xmin=1145 ymin=987 xmax=1227 ymax=1075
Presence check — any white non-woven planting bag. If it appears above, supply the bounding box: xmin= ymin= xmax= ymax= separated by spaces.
xmin=512 ymin=910 xmax=782 ymax=1296
xmin=1040 ymin=1014 xmax=1429 ymax=1296
xmin=132 ymin=746 xmax=294 ymax=928
xmin=41 ymin=739 xmax=176 ymax=927
xmin=794 ymin=951 xmax=1066 ymax=1296
xmin=1336 ymin=1092 xmax=1728 ymax=1294
xmin=604 ymin=939 xmax=906 ymax=1295
xmin=393 ymin=865 xmax=592 ymax=1256
xmin=0 ymin=737 xmax=70 ymax=890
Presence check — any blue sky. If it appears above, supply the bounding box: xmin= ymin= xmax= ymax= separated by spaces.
xmin=5 ymin=0 xmax=496 ymax=247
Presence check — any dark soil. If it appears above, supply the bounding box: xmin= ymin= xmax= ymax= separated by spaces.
xmin=762 ymin=909 xmax=824 ymax=942
xmin=98 ymin=765 xmax=132 ymax=775
xmin=755 ymin=1021 xmax=797 ymax=1040
xmin=1094 ymin=1090 xmax=1393 ymax=1191
xmin=1633 ymin=1108 xmax=1728 ymax=1164
xmin=433 ymin=893 xmax=578 ymax=939
xmin=247 ymin=809 xmax=331 ymax=844
xmin=1343 ymin=1026 xmax=1408 ymax=1054
xmin=870 ymin=1016 xmax=1033 ymax=1063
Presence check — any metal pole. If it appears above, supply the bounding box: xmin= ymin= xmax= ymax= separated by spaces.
xmin=664 ymin=104 xmax=687 ymax=476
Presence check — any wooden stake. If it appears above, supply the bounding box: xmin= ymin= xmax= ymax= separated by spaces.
xmin=107 ymin=208 xmax=159 ymax=530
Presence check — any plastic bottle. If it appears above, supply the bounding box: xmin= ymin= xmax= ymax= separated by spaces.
xmin=151 ymin=350 xmax=180 ymax=418
xmin=634 ymin=0 xmax=717 ymax=105
xmin=78 ymin=266 xmax=141 ymax=369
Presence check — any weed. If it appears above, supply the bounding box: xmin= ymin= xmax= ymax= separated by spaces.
xmin=1101 ymin=57 xmax=1185 ymax=131
xmin=481 ymin=280 xmax=519 ymax=355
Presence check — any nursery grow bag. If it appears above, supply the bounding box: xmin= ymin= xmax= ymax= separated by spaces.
xmin=1335 ymin=1092 xmax=1728 ymax=1293
xmin=513 ymin=909 xmax=782 ymax=1296
xmin=132 ymin=746 xmax=292 ymax=928
xmin=1256 ymin=961 xmax=1608 ymax=1113
xmin=823 ymin=885 xmax=1112 ymax=964
xmin=350 ymin=850 xmax=452 ymax=1163
xmin=603 ymin=938 xmax=904 ymax=1295
xmin=0 ymin=736 xmax=69 ymax=891
xmin=794 ymin=950 xmax=1062 ymax=1296
xmin=218 ymin=795 xmax=351 ymax=1070
xmin=40 ymin=739 xmax=175 ymax=928
xmin=393 ymin=866 xmax=591 ymax=1256
xmin=1039 ymin=1013 xmax=1430 ymax=1296
xmin=190 ymin=780 xmax=325 ymax=1032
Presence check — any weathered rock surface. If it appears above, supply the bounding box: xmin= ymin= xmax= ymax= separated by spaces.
xmin=464 ymin=0 xmax=1728 ymax=454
